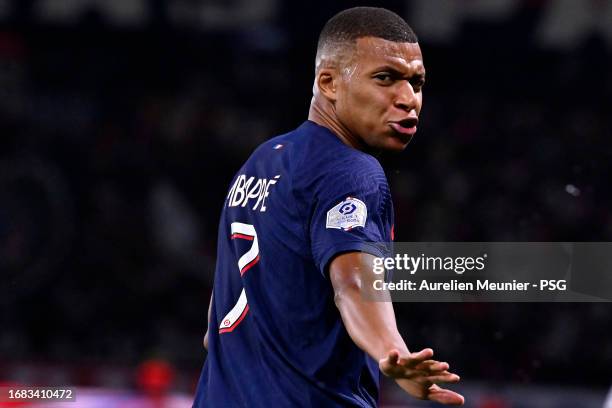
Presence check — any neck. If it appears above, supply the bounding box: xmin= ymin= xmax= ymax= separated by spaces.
xmin=308 ymin=99 xmax=367 ymax=151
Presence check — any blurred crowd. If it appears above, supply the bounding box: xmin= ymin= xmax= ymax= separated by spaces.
xmin=0 ymin=0 xmax=611 ymax=393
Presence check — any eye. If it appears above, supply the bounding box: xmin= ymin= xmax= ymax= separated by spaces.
xmin=373 ymin=73 xmax=393 ymax=84
xmin=411 ymin=78 xmax=426 ymax=92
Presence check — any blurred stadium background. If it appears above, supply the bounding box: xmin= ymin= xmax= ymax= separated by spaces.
xmin=0 ymin=0 xmax=611 ymax=407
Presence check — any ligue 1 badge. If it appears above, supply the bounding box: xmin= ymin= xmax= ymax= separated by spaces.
xmin=326 ymin=197 xmax=367 ymax=231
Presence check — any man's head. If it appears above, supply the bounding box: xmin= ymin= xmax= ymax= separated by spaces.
xmin=310 ymin=7 xmax=425 ymax=152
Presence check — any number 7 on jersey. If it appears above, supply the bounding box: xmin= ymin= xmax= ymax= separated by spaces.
xmin=218 ymin=222 xmax=259 ymax=333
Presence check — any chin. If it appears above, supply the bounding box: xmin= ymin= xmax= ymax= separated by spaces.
xmin=385 ymin=144 xmax=410 ymax=153
xmin=384 ymin=134 xmax=413 ymax=152
xmin=362 ymin=132 xmax=413 ymax=153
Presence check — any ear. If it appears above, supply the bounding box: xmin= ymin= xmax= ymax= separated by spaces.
xmin=316 ymin=68 xmax=339 ymax=102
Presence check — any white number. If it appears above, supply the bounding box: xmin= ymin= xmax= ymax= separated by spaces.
xmin=218 ymin=222 xmax=259 ymax=333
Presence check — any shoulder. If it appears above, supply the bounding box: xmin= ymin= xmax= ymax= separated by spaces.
xmin=292 ymin=122 xmax=388 ymax=189
xmin=308 ymin=147 xmax=388 ymax=201
xmin=245 ymin=121 xmax=390 ymax=201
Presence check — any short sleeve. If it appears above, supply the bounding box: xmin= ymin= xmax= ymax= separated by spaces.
xmin=309 ymin=159 xmax=393 ymax=276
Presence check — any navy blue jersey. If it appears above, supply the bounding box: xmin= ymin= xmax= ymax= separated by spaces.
xmin=194 ymin=121 xmax=394 ymax=407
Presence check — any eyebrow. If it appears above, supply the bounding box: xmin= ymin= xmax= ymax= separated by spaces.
xmin=372 ymin=65 xmax=426 ymax=79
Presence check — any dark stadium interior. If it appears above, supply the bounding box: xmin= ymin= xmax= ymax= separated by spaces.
xmin=1 ymin=0 xmax=611 ymax=405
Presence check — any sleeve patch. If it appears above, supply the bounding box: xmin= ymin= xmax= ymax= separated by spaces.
xmin=325 ymin=197 xmax=367 ymax=231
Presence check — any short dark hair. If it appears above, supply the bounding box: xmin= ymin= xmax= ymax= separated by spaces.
xmin=317 ymin=7 xmax=418 ymax=58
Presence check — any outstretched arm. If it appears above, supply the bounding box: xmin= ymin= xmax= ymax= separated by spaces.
xmin=329 ymin=252 xmax=464 ymax=406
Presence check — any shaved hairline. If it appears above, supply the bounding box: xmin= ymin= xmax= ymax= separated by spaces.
xmin=314 ymin=39 xmax=359 ymax=74
xmin=315 ymin=36 xmax=419 ymax=77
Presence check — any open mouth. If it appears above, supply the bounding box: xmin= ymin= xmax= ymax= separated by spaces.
xmin=389 ymin=118 xmax=418 ymax=136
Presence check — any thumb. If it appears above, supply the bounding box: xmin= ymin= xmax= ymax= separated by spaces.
xmin=385 ymin=349 xmax=400 ymax=365
xmin=379 ymin=349 xmax=401 ymax=373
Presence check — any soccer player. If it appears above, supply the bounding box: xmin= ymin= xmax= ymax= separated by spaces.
xmin=193 ymin=7 xmax=464 ymax=407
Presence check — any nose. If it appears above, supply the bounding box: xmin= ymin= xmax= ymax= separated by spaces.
xmin=394 ymin=81 xmax=418 ymax=112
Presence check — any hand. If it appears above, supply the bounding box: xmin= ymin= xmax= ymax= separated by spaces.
xmin=379 ymin=348 xmax=465 ymax=406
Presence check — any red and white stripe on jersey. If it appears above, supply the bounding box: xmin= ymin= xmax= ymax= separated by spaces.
xmin=218 ymin=222 xmax=260 ymax=334
xmin=218 ymin=289 xmax=249 ymax=333
xmin=231 ymin=222 xmax=260 ymax=276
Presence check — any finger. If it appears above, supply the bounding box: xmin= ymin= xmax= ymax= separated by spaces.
xmin=415 ymin=360 xmax=449 ymax=372
xmin=427 ymin=373 xmax=460 ymax=384
xmin=380 ymin=350 xmax=427 ymax=378
xmin=385 ymin=349 xmax=400 ymax=365
xmin=379 ymin=349 xmax=401 ymax=369
xmin=388 ymin=349 xmax=400 ymax=364
xmin=403 ymin=348 xmax=434 ymax=367
xmin=427 ymin=384 xmax=465 ymax=406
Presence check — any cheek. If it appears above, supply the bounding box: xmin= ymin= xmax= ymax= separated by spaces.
xmin=338 ymin=86 xmax=366 ymax=119
xmin=338 ymin=82 xmax=388 ymax=129
xmin=351 ymin=87 xmax=387 ymax=116
xmin=416 ymin=94 xmax=424 ymax=113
